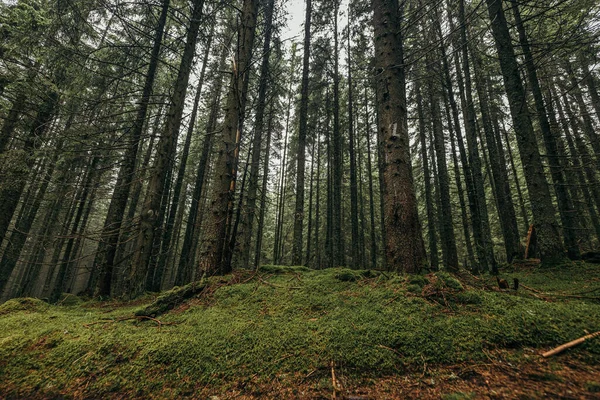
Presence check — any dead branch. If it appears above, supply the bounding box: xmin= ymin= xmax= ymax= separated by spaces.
xmin=542 ymin=331 xmax=600 ymax=358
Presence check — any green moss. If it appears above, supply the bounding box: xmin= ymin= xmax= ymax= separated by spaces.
xmin=258 ymin=265 xmax=310 ymax=274
xmin=586 ymin=381 xmax=600 ymax=393
xmin=434 ymin=271 xmax=464 ymax=291
xmin=408 ymin=275 xmax=429 ymax=287
xmin=442 ymin=392 xmax=475 ymax=400
xmin=0 ymin=298 xmax=47 ymax=315
xmin=0 ymin=264 xmax=599 ymax=398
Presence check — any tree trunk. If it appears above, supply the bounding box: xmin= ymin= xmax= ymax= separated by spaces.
xmin=372 ymin=0 xmax=426 ymax=272
xmin=484 ymin=0 xmax=566 ymax=264
xmin=93 ymin=0 xmax=171 ymax=297
xmin=198 ymin=0 xmax=258 ymax=275
xmin=292 ymin=0 xmax=312 ymax=266
xmin=416 ymin=82 xmax=439 ymax=270
xmin=347 ymin=22 xmax=360 ymax=268
xmin=239 ymin=0 xmax=275 ymax=269
xmin=511 ymin=0 xmax=580 ymax=260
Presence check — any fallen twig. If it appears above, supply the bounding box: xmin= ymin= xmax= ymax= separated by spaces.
xmin=330 ymin=361 xmax=339 ymax=400
xmin=542 ymin=330 xmax=600 ymax=358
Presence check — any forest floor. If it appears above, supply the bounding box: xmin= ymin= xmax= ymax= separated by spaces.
xmin=1 ymin=262 xmax=599 ymax=399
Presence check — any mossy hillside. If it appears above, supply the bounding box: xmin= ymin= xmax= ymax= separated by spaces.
xmin=0 ymin=264 xmax=599 ymax=398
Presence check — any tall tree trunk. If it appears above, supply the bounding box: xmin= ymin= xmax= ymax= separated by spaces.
xmin=548 ymin=85 xmax=600 ymax=243
xmin=198 ymin=0 xmax=259 ymax=275
xmin=240 ymin=0 xmax=275 ymax=268
xmin=511 ymin=0 xmax=580 ymax=260
xmin=416 ymin=82 xmax=439 ymax=270
xmin=484 ymin=0 xmax=566 ymax=264
xmin=458 ymin=0 xmax=496 ymax=273
xmin=372 ymin=0 xmax=426 ymax=272
xmin=255 ymin=103 xmax=275 ymax=268
xmin=93 ymin=0 xmax=171 ymax=297
xmin=126 ymin=0 xmax=205 ymax=297
xmin=364 ymin=88 xmax=378 ymax=270
xmin=331 ymin=0 xmax=345 ymax=268
xmin=176 ymin=29 xmax=231 ymax=285
xmin=469 ymin=41 xmax=521 ymax=262
xmin=154 ymin=26 xmax=213 ymax=288
xmin=292 ymin=0 xmax=312 ymax=266
xmin=426 ymin=56 xmax=458 ymax=271
xmin=347 ymin=19 xmax=360 ymax=268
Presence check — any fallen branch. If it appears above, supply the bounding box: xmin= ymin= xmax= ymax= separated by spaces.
xmin=136 ymin=279 xmax=208 ymax=318
xmin=542 ymin=331 xmax=600 ymax=358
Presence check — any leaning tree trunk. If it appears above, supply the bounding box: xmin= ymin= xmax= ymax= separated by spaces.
xmin=239 ymin=0 xmax=275 ymax=269
xmin=93 ymin=0 xmax=171 ymax=297
xmin=484 ymin=0 xmax=566 ymax=264
xmin=126 ymin=0 xmax=205 ymax=298
xmin=511 ymin=0 xmax=580 ymax=260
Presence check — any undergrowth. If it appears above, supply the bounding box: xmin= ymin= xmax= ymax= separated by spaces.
xmin=0 ymin=262 xmax=599 ymax=398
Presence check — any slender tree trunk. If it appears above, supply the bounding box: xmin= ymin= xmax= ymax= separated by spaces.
xmin=458 ymin=0 xmax=496 ymax=272
xmin=126 ymin=0 xmax=205 ymax=296
xmin=511 ymin=1 xmax=580 ymax=260
xmin=255 ymin=103 xmax=275 ymax=268
xmin=347 ymin=21 xmax=359 ymax=268
xmin=93 ymin=0 xmax=171 ymax=297
xmin=416 ymin=83 xmax=439 ymax=270
xmin=364 ymin=88 xmax=377 ymax=270
xmin=154 ymin=26 xmax=213 ymax=288
xmin=331 ymin=0 xmax=345 ymax=268
xmin=484 ymin=0 xmax=566 ymax=264
xmin=292 ymin=0 xmax=312 ymax=266
xmin=240 ymin=0 xmax=275 ymax=268
xmin=469 ymin=41 xmax=521 ymax=262
xmin=306 ymin=137 xmax=316 ymax=266
xmin=426 ymin=57 xmax=458 ymax=271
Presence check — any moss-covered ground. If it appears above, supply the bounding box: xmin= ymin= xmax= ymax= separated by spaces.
xmin=1 ymin=262 xmax=599 ymax=399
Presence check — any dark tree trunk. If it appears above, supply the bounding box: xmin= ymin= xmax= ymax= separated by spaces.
xmin=240 ymin=0 xmax=275 ymax=268
xmin=93 ymin=0 xmax=171 ymax=297
xmin=484 ymin=0 xmax=566 ymax=264
xmin=511 ymin=1 xmax=580 ymax=260
xmin=154 ymin=26 xmax=213 ymax=289
xmin=416 ymin=82 xmax=439 ymax=270
xmin=347 ymin=24 xmax=360 ymax=268
xmin=198 ymin=0 xmax=258 ymax=275
xmin=372 ymin=0 xmax=426 ymax=272
xmin=291 ymin=0 xmax=312 ymax=266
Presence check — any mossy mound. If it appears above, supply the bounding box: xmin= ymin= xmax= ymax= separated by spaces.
xmin=258 ymin=265 xmax=310 ymax=274
xmin=0 ymin=298 xmax=47 ymax=315
xmin=0 ymin=264 xmax=599 ymax=398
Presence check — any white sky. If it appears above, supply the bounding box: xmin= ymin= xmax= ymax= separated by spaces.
xmin=282 ymin=0 xmax=305 ymax=42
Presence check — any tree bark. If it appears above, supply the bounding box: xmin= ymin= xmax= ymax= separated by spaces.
xmin=198 ymin=0 xmax=259 ymax=275
xmin=372 ymin=0 xmax=426 ymax=272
